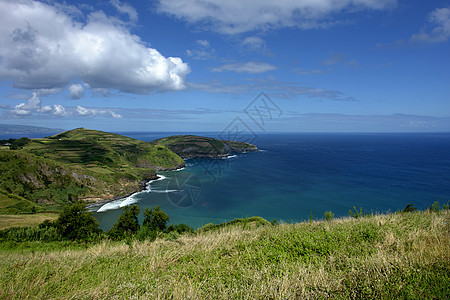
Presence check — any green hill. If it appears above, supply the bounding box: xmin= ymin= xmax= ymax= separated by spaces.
xmin=152 ymin=135 xmax=258 ymax=158
xmin=0 ymin=128 xmax=185 ymax=213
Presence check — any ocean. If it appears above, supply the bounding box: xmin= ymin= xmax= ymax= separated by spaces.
xmin=90 ymin=132 xmax=450 ymax=230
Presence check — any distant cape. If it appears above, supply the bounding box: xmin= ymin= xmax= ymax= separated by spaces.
xmin=0 ymin=124 xmax=64 ymax=136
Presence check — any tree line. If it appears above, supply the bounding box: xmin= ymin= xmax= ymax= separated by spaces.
xmin=0 ymin=201 xmax=193 ymax=243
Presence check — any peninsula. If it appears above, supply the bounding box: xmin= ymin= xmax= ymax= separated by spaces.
xmin=152 ymin=135 xmax=258 ymax=159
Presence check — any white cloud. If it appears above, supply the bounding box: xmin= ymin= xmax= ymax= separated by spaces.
xmin=13 ymin=92 xmax=42 ymax=115
xmin=410 ymin=6 xmax=450 ymax=44
xmin=156 ymin=0 xmax=396 ymax=34
xmin=110 ymin=0 xmax=138 ymax=23
xmin=12 ymin=92 xmax=67 ymax=116
xmin=212 ymin=62 xmax=276 ymax=74
xmin=76 ymin=106 xmax=93 ymax=116
xmin=76 ymin=105 xmax=122 ymax=119
xmin=0 ymin=1 xmax=190 ymax=94
xmin=69 ymin=84 xmax=85 ymax=99
xmin=110 ymin=111 xmax=123 ymax=119
xmin=53 ymin=104 xmax=68 ymax=116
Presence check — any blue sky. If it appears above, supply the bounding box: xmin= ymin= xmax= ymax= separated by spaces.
xmin=0 ymin=0 xmax=449 ymax=133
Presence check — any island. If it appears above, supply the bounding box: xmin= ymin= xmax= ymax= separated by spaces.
xmin=0 ymin=128 xmax=258 ymax=214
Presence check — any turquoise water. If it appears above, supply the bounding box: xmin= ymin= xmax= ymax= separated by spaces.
xmin=91 ymin=132 xmax=450 ymax=230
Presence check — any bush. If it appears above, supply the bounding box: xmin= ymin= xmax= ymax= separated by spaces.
xmin=56 ymin=201 xmax=102 ymax=240
xmin=107 ymin=205 xmax=140 ymax=240
xmin=401 ymin=203 xmax=417 ymax=213
xmin=0 ymin=226 xmax=61 ymax=243
xmin=143 ymin=205 xmax=169 ymax=232
xmin=10 ymin=137 xmax=31 ymax=150
xmin=167 ymin=223 xmax=194 ymax=234
xmin=136 ymin=226 xmax=157 ymax=242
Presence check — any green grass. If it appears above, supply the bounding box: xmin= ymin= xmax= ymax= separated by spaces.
xmin=0 ymin=210 xmax=448 ymax=299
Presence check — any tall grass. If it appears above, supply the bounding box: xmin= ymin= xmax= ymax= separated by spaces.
xmin=1 ymin=210 xmax=449 ymax=299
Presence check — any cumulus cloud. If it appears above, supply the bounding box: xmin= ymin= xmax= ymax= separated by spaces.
xmin=212 ymin=62 xmax=276 ymax=74
xmin=69 ymin=84 xmax=85 ymax=99
xmin=12 ymin=92 xmax=67 ymax=116
xmin=76 ymin=106 xmax=122 ymax=119
xmin=53 ymin=104 xmax=68 ymax=116
xmin=0 ymin=0 xmax=190 ymax=94
xmin=410 ymin=6 xmax=450 ymax=43
xmin=156 ymin=0 xmax=396 ymax=34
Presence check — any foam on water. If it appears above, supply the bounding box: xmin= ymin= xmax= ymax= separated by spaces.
xmin=149 ymin=189 xmax=179 ymax=193
xmin=97 ymin=199 xmax=124 ymax=212
xmin=97 ymin=174 xmax=169 ymax=212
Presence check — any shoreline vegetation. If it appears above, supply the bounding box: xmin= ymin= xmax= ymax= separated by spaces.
xmin=0 ymin=204 xmax=448 ymax=299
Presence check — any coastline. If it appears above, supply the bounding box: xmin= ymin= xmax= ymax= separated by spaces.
xmin=88 ymin=164 xmax=185 ymax=212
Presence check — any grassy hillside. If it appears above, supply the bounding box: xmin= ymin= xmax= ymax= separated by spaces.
xmin=152 ymin=135 xmax=258 ymax=158
xmin=0 ymin=128 xmax=185 ymax=212
xmin=0 ymin=210 xmax=448 ymax=299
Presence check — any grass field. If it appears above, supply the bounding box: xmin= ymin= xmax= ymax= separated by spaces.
xmin=0 ymin=213 xmax=58 ymax=230
xmin=1 ymin=210 xmax=448 ymax=299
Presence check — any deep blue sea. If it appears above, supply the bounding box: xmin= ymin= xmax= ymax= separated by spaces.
xmin=87 ymin=132 xmax=450 ymax=230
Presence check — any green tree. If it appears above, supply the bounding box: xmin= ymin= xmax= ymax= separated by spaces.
xmin=143 ymin=205 xmax=169 ymax=232
xmin=56 ymin=201 xmax=101 ymax=240
xmin=10 ymin=137 xmax=31 ymax=150
xmin=107 ymin=204 xmax=140 ymax=240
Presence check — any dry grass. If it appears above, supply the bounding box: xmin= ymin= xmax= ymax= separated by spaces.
xmin=0 ymin=213 xmax=58 ymax=230
xmin=1 ymin=210 xmax=449 ymax=299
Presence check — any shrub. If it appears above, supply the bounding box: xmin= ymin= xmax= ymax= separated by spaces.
xmin=10 ymin=137 xmax=31 ymax=150
xmin=0 ymin=226 xmax=61 ymax=243
xmin=143 ymin=205 xmax=169 ymax=232
xmin=167 ymin=223 xmax=194 ymax=234
xmin=136 ymin=226 xmax=157 ymax=242
xmin=107 ymin=204 xmax=140 ymax=240
xmin=56 ymin=201 xmax=102 ymax=240
xmin=401 ymin=203 xmax=417 ymax=213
